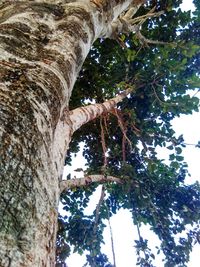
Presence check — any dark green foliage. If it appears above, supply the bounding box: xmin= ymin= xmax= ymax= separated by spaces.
xmin=58 ymin=1 xmax=200 ymax=266
xmin=84 ymin=254 xmax=113 ymax=267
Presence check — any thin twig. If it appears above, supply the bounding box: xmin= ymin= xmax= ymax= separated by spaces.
xmin=152 ymin=84 xmax=177 ymax=106
xmin=114 ymin=108 xmax=132 ymax=150
xmin=130 ymin=10 xmax=164 ymax=25
xmin=136 ymin=31 xmax=172 ymax=46
xmin=100 ymin=117 xmax=108 ymax=167
xmin=91 ymin=185 xmax=106 ymax=266
xmin=106 ymin=204 xmax=117 ymax=267
xmin=192 ymin=89 xmax=200 ymax=98
xmin=93 ymin=186 xmax=106 ymax=235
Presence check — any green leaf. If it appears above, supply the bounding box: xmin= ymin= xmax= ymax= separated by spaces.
xmin=176 ymin=155 xmax=184 ymax=162
xmin=175 ymin=147 xmax=182 ymax=154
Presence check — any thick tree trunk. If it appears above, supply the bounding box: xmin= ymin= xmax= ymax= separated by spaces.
xmin=0 ymin=1 xmax=138 ymax=266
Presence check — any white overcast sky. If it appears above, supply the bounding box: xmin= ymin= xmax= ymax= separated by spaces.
xmin=65 ymin=1 xmax=200 ymax=266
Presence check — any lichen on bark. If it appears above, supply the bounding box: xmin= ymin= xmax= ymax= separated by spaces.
xmin=0 ymin=0 xmax=141 ymax=266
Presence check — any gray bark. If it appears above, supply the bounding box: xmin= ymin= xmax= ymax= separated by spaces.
xmin=0 ymin=1 xmax=141 ymax=266
xmin=60 ymin=175 xmax=123 ymax=193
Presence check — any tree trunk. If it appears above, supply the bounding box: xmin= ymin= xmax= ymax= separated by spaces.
xmin=0 ymin=1 xmax=138 ymax=266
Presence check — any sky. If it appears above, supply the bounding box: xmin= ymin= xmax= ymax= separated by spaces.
xmin=63 ymin=1 xmax=200 ymax=266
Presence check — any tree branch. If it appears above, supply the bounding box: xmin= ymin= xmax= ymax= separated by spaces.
xmin=136 ymin=31 xmax=172 ymax=46
xmin=60 ymin=175 xmax=123 ymax=194
xmin=69 ymin=87 xmax=134 ymax=132
xmin=106 ymin=204 xmax=117 ymax=267
xmin=109 ymin=5 xmax=168 ymax=46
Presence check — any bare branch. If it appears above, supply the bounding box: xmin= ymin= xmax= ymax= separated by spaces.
xmin=130 ymin=9 xmax=164 ymax=25
xmin=136 ymin=31 xmax=172 ymax=46
xmin=69 ymin=86 xmax=134 ymax=133
xmin=123 ymin=7 xmax=138 ymax=20
xmin=60 ymin=175 xmax=123 ymax=193
xmin=93 ymin=186 xmax=106 ymax=238
xmin=113 ymin=108 xmax=132 ymax=150
xmin=151 ymin=84 xmax=177 ymax=106
xmin=105 ymin=203 xmax=117 ymax=267
xmin=100 ymin=117 xmax=108 ymax=167
xmin=115 ymin=5 xmax=164 ymax=34
xmin=110 ymin=5 xmax=167 ymax=47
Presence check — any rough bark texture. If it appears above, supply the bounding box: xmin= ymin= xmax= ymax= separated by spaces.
xmin=70 ymin=87 xmax=133 ymax=132
xmin=60 ymin=175 xmax=123 ymax=193
xmin=0 ymin=0 xmax=141 ymax=266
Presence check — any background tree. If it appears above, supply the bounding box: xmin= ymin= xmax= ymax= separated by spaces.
xmin=0 ymin=1 xmax=199 ymax=267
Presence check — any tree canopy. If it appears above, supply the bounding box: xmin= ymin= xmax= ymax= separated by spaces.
xmin=57 ymin=1 xmax=200 ymax=266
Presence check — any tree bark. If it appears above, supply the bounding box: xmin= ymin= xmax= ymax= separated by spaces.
xmin=0 ymin=1 xmax=142 ymax=266
xmin=69 ymin=87 xmax=133 ymax=132
xmin=60 ymin=175 xmax=123 ymax=193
